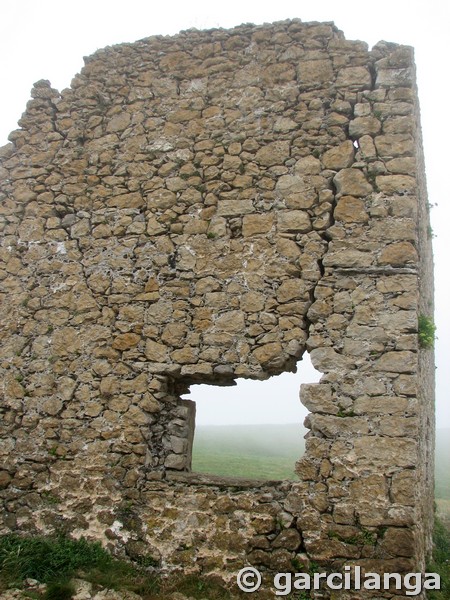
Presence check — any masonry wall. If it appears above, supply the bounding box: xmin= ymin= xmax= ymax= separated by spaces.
xmin=0 ymin=19 xmax=434 ymax=597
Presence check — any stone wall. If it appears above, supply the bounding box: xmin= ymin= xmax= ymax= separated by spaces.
xmin=0 ymin=19 xmax=434 ymax=597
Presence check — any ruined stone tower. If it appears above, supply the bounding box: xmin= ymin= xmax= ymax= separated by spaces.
xmin=0 ymin=19 xmax=435 ymax=597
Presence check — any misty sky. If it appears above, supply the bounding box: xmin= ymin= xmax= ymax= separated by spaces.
xmin=0 ymin=0 xmax=448 ymax=427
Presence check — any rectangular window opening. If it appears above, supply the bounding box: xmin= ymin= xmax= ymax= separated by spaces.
xmin=180 ymin=352 xmax=321 ymax=482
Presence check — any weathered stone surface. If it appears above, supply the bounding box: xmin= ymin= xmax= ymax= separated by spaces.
xmin=147 ymin=189 xmax=177 ymax=209
xmin=309 ymin=348 xmax=354 ymax=372
xmin=255 ymin=141 xmax=290 ymax=166
xmin=359 ymin=134 xmax=377 ymax=158
xmin=373 ymin=351 xmax=416 ymax=373
xmin=322 ymin=140 xmax=355 ymax=170
xmin=52 ymin=328 xmax=81 ymax=356
xmin=297 ymin=59 xmax=333 ymax=87
xmin=242 ymin=214 xmax=273 ymax=236
xmin=309 ymin=414 xmax=370 ymax=437
xmin=323 ymin=248 xmax=373 ymax=268
xmin=217 ymin=198 xmax=254 ymax=217
xmin=378 ymin=241 xmax=418 ymax=266
xmin=294 ymin=156 xmax=321 ymax=175
xmin=336 ymin=66 xmax=372 ymax=88
xmin=112 ymin=333 xmax=141 ymax=350
xmin=240 ymin=291 xmax=266 ymax=312
xmin=352 ymin=437 xmax=417 ymax=469
xmin=0 ymin=19 xmax=433 ymax=592
xmin=144 ymin=340 xmax=169 ymax=362
xmin=108 ymin=192 xmax=144 ymax=209
xmin=333 ymin=168 xmax=373 ymax=196
xmin=42 ymin=398 xmax=63 ymax=416
xmin=376 ymin=174 xmax=416 ymax=194
xmin=374 ymin=134 xmax=414 ymax=157
xmin=379 ymin=527 xmax=416 ymax=557
xmin=391 ymin=471 xmax=416 ymax=505
xmin=276 ymin=280 xmax=309 ymax=303
xmin=106 ymin=112 xmax=131 ymax=132
xmin=301 ymin=384 xmax=337 ymax=414
xmin=334 ymin=196 xmax=368 ymax=223
xmin=376 ymin=67 xmax=414 ymax=87
xmin=277 ymin=210 xmax=311 ymax=232
xmin=353 ymin=396 xmax=409 ymax=415
xmin=349 ymin=116 xmax=382 ymax=137
xmin=252 ymin=343 xmax=283 ymax=366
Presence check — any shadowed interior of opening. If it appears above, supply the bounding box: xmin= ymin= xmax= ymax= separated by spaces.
xmin=182 ymin=352 xmax=321 ymax=480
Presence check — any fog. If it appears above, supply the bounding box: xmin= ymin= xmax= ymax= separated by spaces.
xmin=184 ymin=352 xmax=321 ymax=425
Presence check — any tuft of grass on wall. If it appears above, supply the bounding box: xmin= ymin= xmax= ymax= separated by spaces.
xmin=418 ymin=314 xmax=436 ymax=349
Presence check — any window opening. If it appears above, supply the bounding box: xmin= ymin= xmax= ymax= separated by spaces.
xmin=182 ymin=352 xmax=321 ymax=480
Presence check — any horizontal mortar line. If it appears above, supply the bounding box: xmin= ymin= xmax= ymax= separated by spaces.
xmin=332 ymin=267 xmax=418 ymax=275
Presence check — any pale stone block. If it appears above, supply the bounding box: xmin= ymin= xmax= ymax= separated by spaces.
xmin=349 ymin=116 xmax=381 ymax=137
xmin=333 ymin=168 xmax=373 ymax=197
xmin=277 ymin=210 xmax=311 ymax=233
xmin=144 ymin=340 xmax=169 ymax=362
xmin=378 ymin=241 xmax=418 ymax=266
xmin=255 ymin=141 xmax=290 ymax=167
xmin=336 ymin=66 xmax=371 ymax=88
xmin=297 ymin=59 xmax=334 ymax=86
xmin=242 ymin=213 xmax=273 ymax=236
xmin=374 ymin=134 xmax=414 ymax=157
xmin=334 ymin=196 xmax=368 ymax=223
xmin=217 ymin=198 xmax=254 ymax=217
xmin=322 ymin=140 xmax=355 ymax=169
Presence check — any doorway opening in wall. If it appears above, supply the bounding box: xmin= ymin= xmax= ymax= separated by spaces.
xmin=182 ymin=352 xmax=321 ymax=480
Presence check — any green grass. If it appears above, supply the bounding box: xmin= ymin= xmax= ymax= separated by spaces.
xmin=193 ymin=449 xmax=299 ymax=479
xmin=42 ymin=581 xmax=75 ymax=600
xmin=436 ymin=429 xmax=450 ymax=502
xmin=0 ymin=534 xmax=112 ymax=585
xmin=192 ymin=423 xmax=305 ymax=479
xmin=0 ymin=534 xmax=236 ymax=599
xmin=0 ymin=534 xmax=160 ymax=598
xmin=437 ymin=499 xmax=450 ymax=530
xmin=428 ymin=518 xmax=450 ymax=599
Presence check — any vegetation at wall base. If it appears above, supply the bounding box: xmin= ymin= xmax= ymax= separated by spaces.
xmin=0 ymin=534 xmax=159 ymax=598
xmin=0 ymin=534 xmax=108 ymax=584
xmin=0 ymin=533 xmax=237 ymax=599
xmin=428 ymin=517 xmax=450 ymax=599
xmin=0 ymin=525 xmax=449 ymax=599
xmin=41 ymin=581 xmax=76 ymax=600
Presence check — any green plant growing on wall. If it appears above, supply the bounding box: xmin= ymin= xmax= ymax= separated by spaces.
xmin=418 ymin=315 xmax=436 ymax=349
xmin=427 ymin=225 xmax=436 ymax=240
